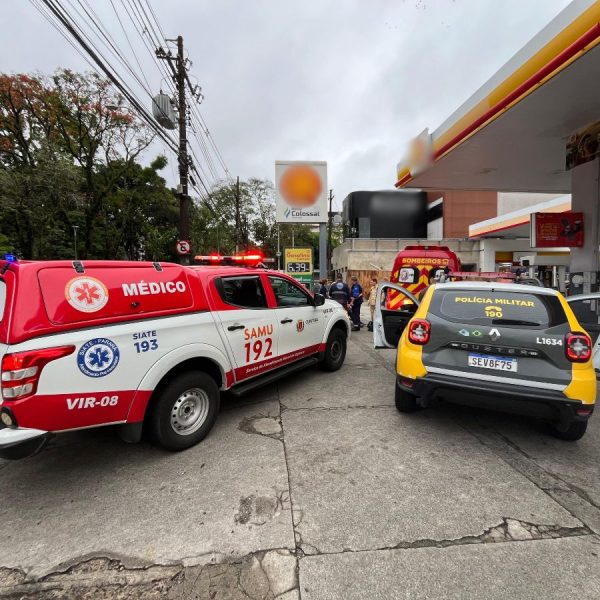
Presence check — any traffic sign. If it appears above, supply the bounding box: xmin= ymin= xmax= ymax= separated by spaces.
xmin=176 ymin=240 xmax=191 ymax=255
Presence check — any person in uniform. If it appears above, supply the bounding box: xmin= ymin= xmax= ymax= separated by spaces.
xmin=329 ymin=274 xmax=350 ymax=308
xmin=348 ymin=275 xmax=363 ymax=331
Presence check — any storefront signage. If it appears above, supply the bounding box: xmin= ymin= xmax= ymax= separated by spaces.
xmin=276 ymin=161 xmax=327 ymax=224
xmin=530 ymin=212 xmax=584 ymax=248
xmin=566 ymin=121 xmax=600 ymax=170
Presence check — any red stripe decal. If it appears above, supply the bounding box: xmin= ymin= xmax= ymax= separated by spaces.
xmin=8 ymin=390 xmax=148 ymax=432
xmin=234 ymin=344 xmax=323 ymax=381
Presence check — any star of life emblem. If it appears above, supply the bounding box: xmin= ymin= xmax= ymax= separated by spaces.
xmin=65 ymin=276 xmax=109 ymax=313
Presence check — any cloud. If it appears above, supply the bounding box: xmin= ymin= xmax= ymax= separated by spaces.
xmin=4 ymin=0 xmax=572 ymax=208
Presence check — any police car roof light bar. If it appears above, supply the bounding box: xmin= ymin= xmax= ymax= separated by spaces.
xmin=448 ymin=271 xmax=516 ymax=281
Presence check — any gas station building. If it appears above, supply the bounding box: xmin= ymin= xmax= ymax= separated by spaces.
xmin=395 ymin=0 xmax=600 ymax=295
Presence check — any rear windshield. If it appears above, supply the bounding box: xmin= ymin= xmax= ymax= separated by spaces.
xmin=429 ymin=289 xmax=567 ymax=327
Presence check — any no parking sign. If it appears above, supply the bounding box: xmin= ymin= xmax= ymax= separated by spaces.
xmin=176 ymin=240 xmax=191 ymax=256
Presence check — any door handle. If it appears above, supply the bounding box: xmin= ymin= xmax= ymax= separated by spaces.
xmin=281 ymin=318 xmax=293 ymax=324
xmin=227 ymin=323 xmax=245 ymax=331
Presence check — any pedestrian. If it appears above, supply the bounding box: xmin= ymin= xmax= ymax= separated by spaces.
xmin=348 ymin=275 xmax=363 ymax=331
xmin=329 ymin=274 xmax=350 ymax=309
xmin=318 ymin=278 xmax=328 ymax=297
xmin=366 ymin=277 xmax=378 ymax=330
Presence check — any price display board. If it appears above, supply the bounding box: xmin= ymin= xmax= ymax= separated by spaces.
xmin=284 ymin=247 xmax=313 ymax=284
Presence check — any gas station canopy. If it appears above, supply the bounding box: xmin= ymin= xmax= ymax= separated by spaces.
xmin=396 ymin=0 xmax=600 ymax=193
xmin=469 ymin=195 xmax=571 ymax=239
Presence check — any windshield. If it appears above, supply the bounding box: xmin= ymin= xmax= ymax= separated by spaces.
xmin=430 ymin=289 xmax=566 ymax=328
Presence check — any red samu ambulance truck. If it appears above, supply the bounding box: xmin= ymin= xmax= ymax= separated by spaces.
xmin=0 ymin=257 xmax=350 ymax=459
xmin=387 ymin=245 xmax=461 ymax=309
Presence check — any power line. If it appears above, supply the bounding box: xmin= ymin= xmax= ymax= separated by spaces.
xmin=34 ymin=0 xmax=225 ymax=213
xmin=39 ymin=0 xmax=179 ymax=154
xmin=30 ymin=0 xmax=98 ymax=72
xmin=107 ymin=0 xmax=152 ymax=92
xmin=134 ymin=0 xmax=232 ymax=181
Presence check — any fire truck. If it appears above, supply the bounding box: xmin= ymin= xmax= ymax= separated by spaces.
xmin=387 ymin=246 xmax=461 ymax=309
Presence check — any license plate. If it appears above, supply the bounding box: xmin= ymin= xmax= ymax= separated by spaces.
xmin=468 ymin=353 xmax=518 ymax=372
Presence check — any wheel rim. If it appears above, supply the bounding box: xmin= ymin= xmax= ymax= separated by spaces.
xmin=330 ymin=339 xmax=343 ymax=361
xmin=170 ymin=388 xmax=210 ymax=436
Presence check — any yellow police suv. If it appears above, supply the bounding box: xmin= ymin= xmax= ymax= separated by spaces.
xmin=374 ymin=281 xmax=596 ymax=440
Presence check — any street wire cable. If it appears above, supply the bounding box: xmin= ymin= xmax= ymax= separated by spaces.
xmin=33 ymin=0 xmax=226 ymax=199
xmin=30 ymin=0 xmax=98 ymax=72
xmin=72 ymin=0 xmax=152 ymax=95
xmin=37 ymin=0 xmax=179 ymax=154
xmin=135 ymin=0 xmax=232 ymax=182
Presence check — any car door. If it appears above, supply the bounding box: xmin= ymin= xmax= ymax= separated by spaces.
xmin=266 ymin=275 xmax=323 ymax=359
xmin=212 ymin=274 xmax=279 ymax=382
xmin=373 ymin=282 xmax=420 ymax=348
xmin=566 ymin=293 xmax=600 ymax=370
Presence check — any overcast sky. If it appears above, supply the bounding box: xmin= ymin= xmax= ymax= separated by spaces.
xmin=3 ymin=0 xmax=572 ymax=209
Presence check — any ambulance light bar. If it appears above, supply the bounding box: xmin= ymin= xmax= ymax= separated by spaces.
xmin=194 ymin=252 xmax=274 ymax=267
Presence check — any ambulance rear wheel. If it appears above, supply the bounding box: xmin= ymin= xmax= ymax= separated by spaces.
xmin=150 ymin=371 xmax=220 ymax=451
xmin=320 ymin=328 xmax=347 ymax=371
xmin=549 ymin=419 xmax=587 ymax=441
xmin=395 ymin=384 xmax=418 ymax=412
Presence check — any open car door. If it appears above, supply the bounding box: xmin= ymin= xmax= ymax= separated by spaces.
xmin=373 ymin=282 xmax=420 ymax=348
xmin=566 ymin=293 xmax=600 ymax=371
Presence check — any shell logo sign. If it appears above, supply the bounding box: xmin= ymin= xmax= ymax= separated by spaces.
xmin=276 ymin=161 xmax=327 ymax=223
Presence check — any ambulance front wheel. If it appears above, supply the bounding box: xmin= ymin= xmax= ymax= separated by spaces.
xmin=320 ymin=328 xmax=347 ymax=371
xmin=150 ymin=371 xmax=220 ymax=451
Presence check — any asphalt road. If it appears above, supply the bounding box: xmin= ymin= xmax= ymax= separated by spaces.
xmin=1 ymin=327 xmax=599 ymax=599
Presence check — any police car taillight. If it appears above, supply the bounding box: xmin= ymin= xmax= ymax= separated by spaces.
xmin=408 ymin=319 xmax=430 ymax=345
xmin=1 ymin=346 xmax=75 ymax=400
xmin=565 ymin=333 xmax=592 ymax=362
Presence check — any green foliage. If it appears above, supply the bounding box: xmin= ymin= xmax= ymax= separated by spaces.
xmin=0 ymin=71 xmax=175 ymax=260
xmin=192 ymin=177 xmax=319 ymax=260
xmin=0 ymin=70 xmax=342 ymax=264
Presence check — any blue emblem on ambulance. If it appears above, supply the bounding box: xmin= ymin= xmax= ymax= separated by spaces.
xmin=77 ymin=338 xmax=120 ymax=378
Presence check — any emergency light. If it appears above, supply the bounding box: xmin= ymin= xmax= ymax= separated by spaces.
xmin=3 ymin=254 xmax=17 ymax=263
xmin=194 ymin=251 xmax=269 ymax=267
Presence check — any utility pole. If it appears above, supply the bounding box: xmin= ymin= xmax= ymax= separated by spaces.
xmin=176 ymin=36 xmax=189 ymax=265
xmin=157 ymin=36 xmax=190 ymax=264
xmin=235 ymin=176 xmax=240 ymax=253
xmin=327 ymin=189 xmax=334 ymax=278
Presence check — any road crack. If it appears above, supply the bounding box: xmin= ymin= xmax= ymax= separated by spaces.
xmin=462 ymin=425 xmax=600 ymax=533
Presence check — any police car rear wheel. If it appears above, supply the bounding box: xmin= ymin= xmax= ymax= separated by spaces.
xmin=150 ymin=372 xmax=220 ymax=451
xmin=395 ymin=384 xmax=418 ymax=412
xmin=549 ymin=419 xmax=587 ymax=441
xmin=320 ymin=329 xmax=346 ymax=371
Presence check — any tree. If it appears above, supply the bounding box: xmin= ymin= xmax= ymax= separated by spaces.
xmin=97 ymin=155 xmax=179 ymax=261
xmin=0 ymin=142 xmax=84 ymax=258
xmin=191 ymin=177 xmax=320 ymax=262
xmin=0 ymin=71 xmax=155 ymax=258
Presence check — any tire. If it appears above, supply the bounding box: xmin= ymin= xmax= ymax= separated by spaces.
xmin=319 ymin=328 xmax=347 ymax=372
xmin=549 ymin=419 xmax=588 ymax=441
xmin=149 ymin=371 xmax=220 ymax=451
xmin=395 ymin=383 xmax=419 ymax=413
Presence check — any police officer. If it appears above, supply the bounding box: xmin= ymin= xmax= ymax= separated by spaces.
xmin=329 ymin=274 xmax=350 ymax=308
xmin=348 ymin=275 xmax=363 ymax=331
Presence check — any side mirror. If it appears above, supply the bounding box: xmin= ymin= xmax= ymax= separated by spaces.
xmin=313 ymin=293 xmax=325 ymax=306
